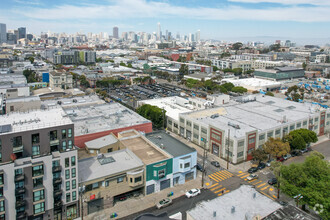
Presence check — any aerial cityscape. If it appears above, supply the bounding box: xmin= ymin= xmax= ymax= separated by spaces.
xmin=0 ymin=0 xmax=329 ymax=220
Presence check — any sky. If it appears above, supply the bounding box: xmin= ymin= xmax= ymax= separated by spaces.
xmin=1 ymin=0 xmax=330 ymax=44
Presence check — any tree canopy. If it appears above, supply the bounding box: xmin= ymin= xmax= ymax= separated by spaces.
xmin=284 ymin=129 xmax=317 ymax=150
xmin=137 ymin=104 xmax=166 ymax=129
xmin=280 ymin=152 xmax=329 ymax=219
xmin=285 ymin=85 xmax=304 ymax=102
xmin=23 ymin=69 xmax=38 ymax=83
xmin=252 ymin=149 xmax=268 ymax=163
xmin=265 ymin=91 xmax=274 ymax=97
xmin=231 ymin=86 xmax=247 ymax=94
xmin=263 ymin=137 xmax=290 ymax=158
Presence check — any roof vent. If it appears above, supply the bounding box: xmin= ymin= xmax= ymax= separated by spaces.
xmin=253 ymin=192 xmax=256 ymax=199
xmin=231 ymin=206 xmax=235 ymax=213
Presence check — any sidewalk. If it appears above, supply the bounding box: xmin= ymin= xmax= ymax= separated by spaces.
xmin=311 ymin=134 xmax=329 ymax=147
xmin=85 ymin=175 xmax=203 ymax=220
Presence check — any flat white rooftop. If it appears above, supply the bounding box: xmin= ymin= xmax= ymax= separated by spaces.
xmin=41 ymin=95 xmax=105 ymax=109
xmin=138 ymin=96 xmax=195 ymax=121
xmin=65 ymin=103 xmax=150 ymax=136
xmin=223 ymin=78 xmax=281 ymax=88
xmin=187 ymin=185 xmax=281 ymax=220
xmin=0 ymin=108 xmax=72 ymax=134
xmin=184 ymin=94 xmax=327 ymax=139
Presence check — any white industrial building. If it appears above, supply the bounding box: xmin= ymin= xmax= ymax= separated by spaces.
xmin=222 ymin=78 xmax=282 ymax=91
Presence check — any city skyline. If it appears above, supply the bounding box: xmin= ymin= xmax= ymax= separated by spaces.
xmin=0 ymin=0 xmax=330 ymax=44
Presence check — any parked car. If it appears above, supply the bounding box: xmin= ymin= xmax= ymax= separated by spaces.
xmin=248 ymin=167 xmax=258 ymax=173
xmin=185 ymin=188 xmax=201 ymax=198
xmin=156 ymin=198 xmax=172 ymax=209
xmin=277 ymin=157 xmax=285 ymax=162
xmin=196 ymin=163 xmax=204 ymax=172
xmin=266 ymin=159 xmax=274 ymax=167
xmin=257 ymin=162 xmax=266 ymax=170
xmin=279 ymin=201 xmax=288 ymax=206
xmin=300 ymin=148 xmax=308 ymax=154
xmin=247 ymin=174 xmax=258 ymax=181
xmin=268 ymin=178 xmax=277 ymax=185
xmin=291 ymin=150 xmax=302 ymax=157
xmin=211 ymin=161 xmax=220 ymax=167
xmin=283 ymin=154 xmax=292 ymax=160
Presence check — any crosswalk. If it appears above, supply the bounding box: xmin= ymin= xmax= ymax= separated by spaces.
xmin=207 ymin=183 xmax=231 ymax=197
xmin=237 ymin=171 xmax=277 ymax=200
xmin=208 ymin=170 xmax=233 ymax=182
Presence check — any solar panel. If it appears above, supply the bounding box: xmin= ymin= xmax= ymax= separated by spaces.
xmin=0 ymin=124 xmax=12 ymax=134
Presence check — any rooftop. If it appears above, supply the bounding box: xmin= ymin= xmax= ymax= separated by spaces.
xmin=119 ymin=130 xmax=170 ymax=164
xmin=183 ymin=94 xmax=326 ymax=139
xmin=5 ymin=96 xmax=41 ymax=104
xmin=146 ymin=131 xmax=196 ymax=157
xmin=85 ymin=134 xmax=118 ymax=150
xmin=41 ymin=95 xmax=105 ymax=109
xmin=186 ymin=185 xmax=281 ymax=220
xmin=65 ymin=103 xmax=150 ymax=137
xmin=78 ymin=148 xmax=144 ymax=183
xmin=0 ymin=108 xmax=72 ymax=135
xmin=263 ymin=205 xmax=318 ymax=220
xmin=223 ymin=78 xmax=281 ymax=87
xmin=0 ymin=74 xmax=27 ymax=85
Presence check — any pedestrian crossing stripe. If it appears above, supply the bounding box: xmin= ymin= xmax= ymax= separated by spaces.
xmin=208 ymin=183 xmax=218 ymax=188
xmin=248 ymin=179 xmax=257 ymax=183
xmin=237 ymin=172 xmax=247 ymax=177
xmin=272 ymin=195 xmax=277 ymax=198
xmin=216 ymin=188 xmax=226 ymax=195
xmin=210 ymin=185 xmax=223 ymax=191
xmin=209 ymin=174 xmax=223 ymax=182
xmin=209 ymin=175 xmax=219 ymax=182
xmin=257 ymin=183 xmax=266 ymax=188
xmin=252 ymin=180 xmax=262 ymax=185
xmin=261 ymin=185 xmax=269 ymax=191
xmin=240 ymin=174 xmax=250 ymax=179
xmin=213 ymin=172 xmax=228 ymax=180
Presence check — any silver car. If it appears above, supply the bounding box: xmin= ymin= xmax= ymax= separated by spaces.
xmin=156 ymin=198 xmax=172 ymax=209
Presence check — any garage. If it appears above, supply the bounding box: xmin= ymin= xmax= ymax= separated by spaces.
xmin=146 ymin=184 xmax=155 ymax=195
xmin=185 ymin=172 xmax=194 ymax=182
xmin=212 ymin=143 xmax=219 ymax=156
xmin=87 ymin=198 xmax=104 ymax=214
xmin=160 ymin=179 xmax=171 ymax=191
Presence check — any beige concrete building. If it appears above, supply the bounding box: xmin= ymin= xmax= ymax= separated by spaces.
xmin=49 ymin=71 xmax=73 ymax=89
xmin=5 ymin=96 xmax=41 ymax=113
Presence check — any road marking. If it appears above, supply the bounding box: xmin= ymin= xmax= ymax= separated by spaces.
xmin=225 ymin=190 xmax=230 ymax=193
xmin=269 ymin=188 xmax=274 ymax=192
xmin=240 ymin=174 xmax=250 ymax=178
xmin=261 ymin=185 xmax=269 ymax=191
xmin=237 ymin=173 xmax=247 ymax=177
xmin=259 ymin=190 xmax=275 ymax=200
xmin=248 ymin=179 xmax=257 ymax=183
xmin=208 ymin=183 xmax=218 ymax=188
xmin=214 ymin=187 xmax=225 ymax=194
xmin=222 ymin=171 xmax=233 ymax=177
xmin=257 ymin=183 xmax=267 ymax=188
xmin=252 ymin=180 xmax=262 ymax=185
xmin=215 ymin=173 xmax=229 ymax=180
xmin=205 ymin=182 xmax=210 ymax=186
xmin=217 ymin=188 xmax=226 ymax=196
xmin=212 ymin=173 xmax=225 ymax=180
xmin=211 ymin=185 xmax=223 ymax=191
xmin=272 ymin=195 xmax=277 ymax=199
xmin=238 ymin=171 xmax=243 ymax=173
xmin=210 ymin=174 xmax=223 ymax=182
xmin=208 ymin=176 xmax=219 ymax=182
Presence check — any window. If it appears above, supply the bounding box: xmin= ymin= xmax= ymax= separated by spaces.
xmin=248 ymin=137 xmax=255 ymax=144
xmin=211 ymin=133 xmax=220 ymax=141
xmin=290 ymin=124 xmax=295 ymax=130
xmin=66 ymin=181 xmax=70 ymax=191
xmin=297 ymin=122 xmax=301 ymax=128
xmin=186 ymin=121 xmax=192 ymax=127
xmin=174 ymin=123 xmax=178 ymax=128
xmin=72 ymin=168 xmax=76 ymax=178
xmin=34 ymin=202 xmax=45 ymax=214
xmin=0 ymin=174 xmax=3 ymax=185
xmin=66 ymin=193 xmax=70 ymax=203
xmin=68 ymin=140 xmax=73 ymax=149
xmin=193 ymin=124 xmax=199 ymax=130
xmin=92 ymin=182 xmax=99 ymax=189
xmin=180 ymin=118 xmax=184 ymax=123
xmin=0 ymin=188 xmax=3 ymax=197
xmin=130 ymin=178 xmax=133 ymax=183
xmin=32 ymin=145 xmax=40 ymax=156
xmin=15 ymin=168 xmax=23 ymax=176
xmin=62 ymin=141 xmax=67 ymax=150
xmin=65 ymin=158 xmax=69 ymax=168
xmin=184 ymin=162 xmax=190 ymax=168
xmin=315 ymin=117 xmax=319 ymax=122
xmin=134 ymin=176 xmax=142 ymax=182
xmin=50 ymin=130 xmax=57 ymax=141
xmin=32 ymin=133 xmax=40 ymax=144
xmin=71 ymin=156 xmax=76 ymax=166
xmin=303 ymin=121 xmax=307 ymax=126
xmin=267 ymin=131 xmax=273 ymax=138
xmin=275 ymin=129 xmax=281 ymax=135
xmin=158 ymin=169 xmax=165 ymax=179
xmin=117 ymin=177 xmax=124 ymax=183
xmin=0 ymin=200 xmax=4 ymax=212
xmin=68 ymin=128 xmax=72 ymax=138
xmin=105 ymin=180 xmax=110 ymax=187
xmin=107 ymin=148 xmax=113 ymax=153
xmin=168 ymin=120 xmax=172 ymax=125
xmin=193 ymin=133 xmax=199 ymax=139
xmin=72 ymin=191 xmax=76 ymax=201
xmin=201 ymin=127 xmax=207 ymax=134
xmin=72 ymin=180 xmax=76 ymax=189
xmin=238 ymin=141 xmax=244 ymax=147
xmin=33 ymin=177 xmax=43 ymax=188
xmin=13 ymin=136 xmax=22 ymax=147
xmin=180 ymin=164 xmax=183 ymax=169
xmin=237 ymin=151 xmax=244 ymax=157
xmin=62 ymin=129 xmax=67 ymax=139
xmin=259 ymin=134 xmax=265 ymax=141
xmin=315 ymin=125 xmax=318 ymax=130
xmin=65 ymin=170 xmax=70 ymax=179
xmin=33 ymin=189 xmax=45 ymax=202
xmin=15 ymin=180 xmax=24 ymax=189
xmin=0 ymin=139 xmax=2 ymax=162
xmin=32 ymin=165 xmax=44 ymax=177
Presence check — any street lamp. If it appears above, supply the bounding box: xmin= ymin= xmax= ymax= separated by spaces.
xmin=201 ymin=137 xmax=208 ymax=188
xmin=79 ymin=185 xmax=86 ymax=220
xmin=294 ymin=194 xmax=303 ymax=207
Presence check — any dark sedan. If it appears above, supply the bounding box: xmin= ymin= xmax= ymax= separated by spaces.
xmin=268 ymin=178 xmax=277 ymax=185
xmin=248 ymin=167 xmax=258 ymax=173
xmin=211 ymin=161 xmax=220 ymax=167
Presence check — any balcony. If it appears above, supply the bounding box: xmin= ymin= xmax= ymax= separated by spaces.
xmin=50 ymin=139 xmax=59 ymax=146
xmin=52 ymin=166 xmax=62 ymax=173
xmin=15 ymin=200 xmax=26 ymax=208
xmin=54 ymin=189 xmax=62 ymax=197
xmin=13 ymin=145 xmax=23 ymax=153
xmin=16 ymin=211 xmax=26 ymax=219
xmin=53 ymin=177 xmax=62 ymax=185
xmin=15 ymin=174 xmax=25 ymax=182
xmin=15 ymin=187 xmax=26 ymax=195
xmin=54 ymin=200 xmax=62 ymax=207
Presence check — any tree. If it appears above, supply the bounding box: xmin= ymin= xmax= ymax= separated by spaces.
xmin=127 ymin=63 xmax=133 ymax=68
xmin=179 ymin=64 xmax=189 ymax=78
xmin=222 ymin=82 xmax=235 ymax=92
xmin=302 ymin=62 xmax=307 ymax=70
xmin=232 ymin=42 xmax=243 ymax=51
xmin=280 ymin=153 xmax=330 ymax=219
xmin=231 ymin=86 xmax=247 ymax=93
xmin=232 ymin=68 xmax=243 ymax=76
xmin=137 ymin=104 xmax=166 ymax=129
xmin=96 ymin=57 xmax=103 ymax=63
xmin=263 ymin=137 xmax=290 ymax=159
xmin=23 ymin=69 xmax=38 ymax=83
xmin=285 ymin=85 xmax=304 ymax=102
xmin=284 ymin=129 xmax=318 ymax=150
xmin=265 ymin=91 xmax=274 ymax=96
xmin=28 ymin=57 xmax=34 ymax=64
xmin=120 ymin=62 xmax=126 ymax=66
xmin=213 ymin=66 xmax=219 ymax=72
xmin=252 ymin=149 xmax=268 ymax=163
xmin=269 ymin=44 xmax=281 ymax=52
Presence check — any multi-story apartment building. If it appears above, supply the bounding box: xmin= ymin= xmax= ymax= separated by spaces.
xmin=211 ymin=59 xmax=252 ymax=72
xmin=49 ymin=71 xmax=73 ymax=90
xmin=0 ymin=108 xmax=78 ymax=220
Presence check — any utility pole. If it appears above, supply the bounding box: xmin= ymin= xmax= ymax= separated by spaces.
xmin=201 ymin=137 xmax=207 ymax=187
xmin=226 ymin=129 xmax=230 ymax=170
xmin=79 ymin=185 xmax=85 ymax=220
xmin=277 ymin=170 xmax=281 ymax=199
xmin=162 ymin=108 xmax=166 ymax=130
